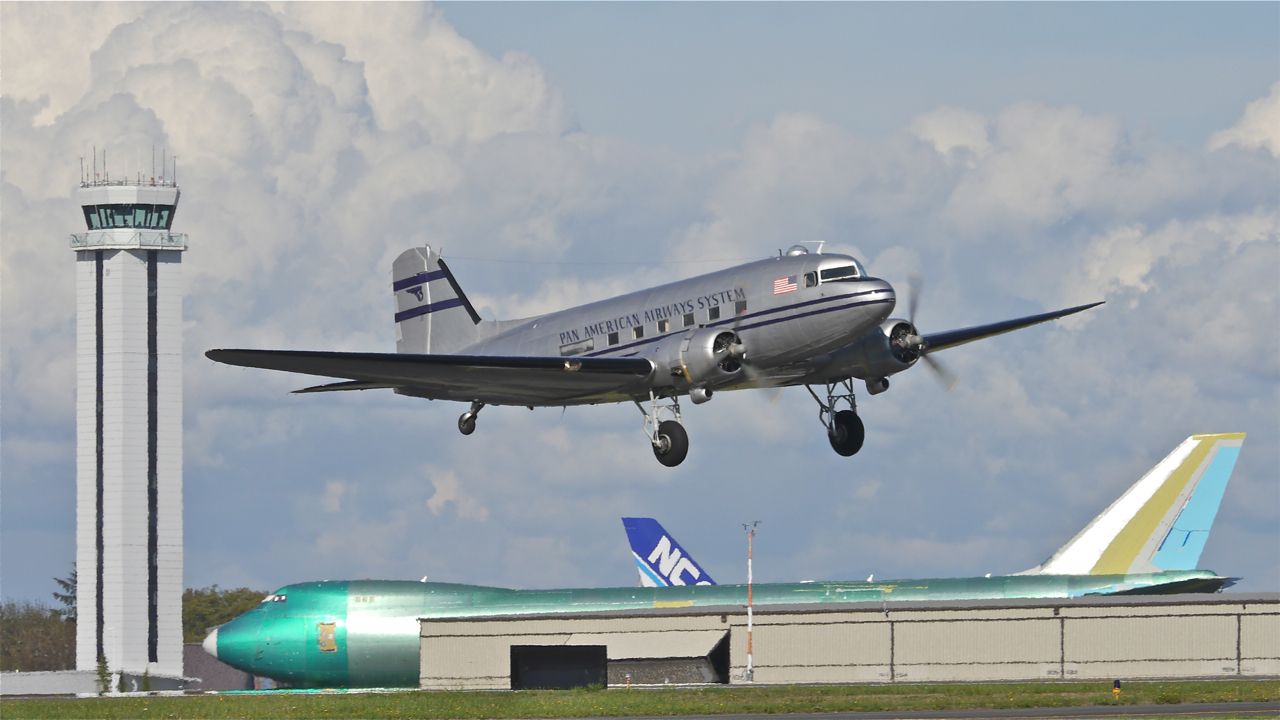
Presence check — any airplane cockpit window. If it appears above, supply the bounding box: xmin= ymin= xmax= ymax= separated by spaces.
xmin=818 ymin=260 xmax=867 ymax=283
xmin=262 ymin=593 xmax=288 ymax=603
xmin=804 ymin=272 xmax=818 ymax=288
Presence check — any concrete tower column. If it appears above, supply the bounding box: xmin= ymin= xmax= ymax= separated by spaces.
xmin=71 ymin=168 xmax=186 ymax=678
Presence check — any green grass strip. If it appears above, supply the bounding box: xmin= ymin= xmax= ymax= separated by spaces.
xmin=2 ymin=679 xmax=1276 ymax=719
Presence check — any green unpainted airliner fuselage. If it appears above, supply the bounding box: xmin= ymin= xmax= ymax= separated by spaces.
xmin=211 ymin=570 xmax=1225 ymax=688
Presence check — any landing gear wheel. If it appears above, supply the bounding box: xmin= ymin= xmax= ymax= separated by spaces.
xmin=828 ymin=410 xmax=865 ymax=457
xmin=457 ymin=412 xmax=477 ymax=436
xmin=652 ymin=420 xmax=689 ymax=467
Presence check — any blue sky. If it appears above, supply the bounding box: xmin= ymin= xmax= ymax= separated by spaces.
xmin=2 ymin=3 xmax=1277 ymax=605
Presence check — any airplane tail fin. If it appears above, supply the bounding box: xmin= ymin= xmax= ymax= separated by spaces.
xmin=392 ymin=247 xmax=483 ymax=354
xmin=1024 ymin=433 xmax=1244 ymax=576
xmin=622 ymin=517 xmax=717 ymax=587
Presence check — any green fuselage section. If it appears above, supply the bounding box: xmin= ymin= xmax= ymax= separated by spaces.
xmin=212 ymin=570 xmax=1225 ymax=688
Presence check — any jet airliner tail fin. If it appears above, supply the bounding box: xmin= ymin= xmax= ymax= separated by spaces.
xmin=392 ymin=247 xmax=483 ymax=354
xmin=623 ymin=517 xmax=717 ymax=587
xmin=1023 ymin=433 xmax=1244 ymax=576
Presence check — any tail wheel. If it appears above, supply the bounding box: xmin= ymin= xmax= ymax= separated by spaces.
xmin=828 ymin=410 xmax=864 ymax=456
xmin=652 ymin=420 xmax=689 ymax=467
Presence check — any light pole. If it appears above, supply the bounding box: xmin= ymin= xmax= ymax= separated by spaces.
xmin=742 ymin=521 xmax=760 ymax=682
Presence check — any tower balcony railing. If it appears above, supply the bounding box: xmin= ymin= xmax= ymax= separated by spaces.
xmin=70 ymin=231 xmax=188 ymax=251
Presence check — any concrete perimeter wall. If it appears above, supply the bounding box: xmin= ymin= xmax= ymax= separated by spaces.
xmin=419 ymin=594 xmax=1279 ymax=689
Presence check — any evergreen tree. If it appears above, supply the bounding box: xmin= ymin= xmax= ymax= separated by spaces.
xmin=182 ymin=585 xmax=267 ymax=642
xmin=52 ymin=564 xmax=77 ymax=622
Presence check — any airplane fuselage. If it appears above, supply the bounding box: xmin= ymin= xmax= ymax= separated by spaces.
xmin=207 ymin=571 xmax=1226 ymax=688
xmin=461 ymin=253 xmax=898 ymax=402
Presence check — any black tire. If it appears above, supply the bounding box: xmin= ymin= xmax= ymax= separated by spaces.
xmin=828 ymin=410 xmax=865 ymax=456
xmin=458 ymin=413 xmax=477 ymax=436
xmin=652 ymin=420 xmax=689 ymax=467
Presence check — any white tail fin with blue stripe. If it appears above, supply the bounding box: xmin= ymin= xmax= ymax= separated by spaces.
xmin=622 ymin=517 xmax=717 ymax=587
xmin=1023 ymin=433 xmax=1244 ymax=576
xmin=392 ymin=246 xmax=482 ymax=355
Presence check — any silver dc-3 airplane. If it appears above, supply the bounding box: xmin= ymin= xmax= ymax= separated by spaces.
xmin=208 ymin=245 xmax=1102 ymax=467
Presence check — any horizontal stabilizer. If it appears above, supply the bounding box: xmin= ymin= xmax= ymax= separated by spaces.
xmin=923 ymin=301 xmax=1104 ymax=354
xmin=293 ymin=380 xmax=397 ymax=393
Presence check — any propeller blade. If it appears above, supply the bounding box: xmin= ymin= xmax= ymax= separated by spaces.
xmin=921 ymin=352 xmax=957 ymax=391
xmin=907 ymin=273 xmax=922 ymax=328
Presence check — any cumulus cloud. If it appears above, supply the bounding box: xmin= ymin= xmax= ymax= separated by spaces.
xmin=425 ymin=469 xmax=489 ymax=521
xmin=1210 ymin=81 xmax=1280 ymax=158
xmin=910 ymin=107 xmax=991 ymax=165
xmin=274 ymin=3 xmax=567 ymax=144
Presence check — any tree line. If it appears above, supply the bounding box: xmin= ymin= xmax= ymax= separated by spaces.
xmin=0 ymin=568 xmax=266 ymax=672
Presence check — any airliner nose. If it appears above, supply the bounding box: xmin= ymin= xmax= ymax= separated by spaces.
xmin=202 ymin=627 xmax=218 ymax=659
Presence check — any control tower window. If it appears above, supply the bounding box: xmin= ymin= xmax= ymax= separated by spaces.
xmin=82 ymin=204 xmax=175 ymax=231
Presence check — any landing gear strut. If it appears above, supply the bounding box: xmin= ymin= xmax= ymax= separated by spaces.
xmin=807 ymin=379 xmax=865 ymax=457
xmin=458 ymin=401 xmax=484 ymax=436
xmin=636 ymin=392 xmax=689 ymax=467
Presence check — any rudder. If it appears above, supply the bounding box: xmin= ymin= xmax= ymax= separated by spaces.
xmin=392 ymin=247 xmax=482 ymax=354
xmin=1025 ymin=433 xmax=1245 ymax=576
xmin=622 ymin=517 xmax=717 ymax=587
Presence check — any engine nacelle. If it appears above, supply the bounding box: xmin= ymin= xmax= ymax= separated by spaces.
xmin=830 ymin=318 xmax=920 ymax=381
xmin=656 ymin=327 xmax=744 ymax=390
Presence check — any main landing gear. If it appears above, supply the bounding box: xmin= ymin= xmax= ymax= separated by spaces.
xmin=637 ymin=392 xmax=689 ymax=468
xmin=807 ymin=378 xmax=865 ymax=457
xmin=457 ymin=401 xmax=484 ymax=436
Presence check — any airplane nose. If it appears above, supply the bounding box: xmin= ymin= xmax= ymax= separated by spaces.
xmin=202 ymin=627 xmax=218 ymax=659
xmin=866 ymin=278 xmax=896 ymax=312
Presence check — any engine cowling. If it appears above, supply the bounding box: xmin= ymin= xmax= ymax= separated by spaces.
xmin=832 ymin=318 xmax=920 ymax=381
xmin=657 ymin=327 xmax=745 ymax=389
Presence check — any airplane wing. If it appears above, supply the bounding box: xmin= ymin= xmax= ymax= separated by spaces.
xmin=206 ymin=349 xmax=654 ymax=406
xmin=921 ymin=301 xmax=1103 ymax=353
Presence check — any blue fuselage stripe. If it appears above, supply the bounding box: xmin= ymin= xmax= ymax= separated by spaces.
xmin=394 ymin=297 xmax=464 ymax=323
xmin=392 ymin=270 xmax=446 ymax=292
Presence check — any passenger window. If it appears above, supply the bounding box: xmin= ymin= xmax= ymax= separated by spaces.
xmin=317 ymin=622 xmax=337 ymax=653
xmin=683 ymin=313 xmax=695 ymax=328
xmin=805 ymin=272 xmax=818 ymax=288
xmin=735 ymin=300 xmax=747 ymax=315
xmin=633 ymin=325 xmax=644 ymax=340
xmin=657 ymin=319 xmax=670 ymax=333
xmin=708 ymin=306 xmax=721 ymax=322
xmin=607 ymin=331 xmax=619 ymax=346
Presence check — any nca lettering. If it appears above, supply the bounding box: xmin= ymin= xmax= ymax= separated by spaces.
xmin=646 ymin=536 xmax=712 ymax=586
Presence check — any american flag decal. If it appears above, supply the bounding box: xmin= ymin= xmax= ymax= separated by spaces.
xmin=773 ymin=275 xmax=798 ymax=294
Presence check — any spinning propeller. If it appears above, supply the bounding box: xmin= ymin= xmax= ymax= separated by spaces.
xmin=893 ymin=275 xmax=958 ymax=390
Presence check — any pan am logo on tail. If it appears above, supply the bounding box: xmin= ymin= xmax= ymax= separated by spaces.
xmin=622 ymin=517 xmax=716 ymax=587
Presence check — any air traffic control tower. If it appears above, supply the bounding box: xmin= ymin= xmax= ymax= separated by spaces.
xmin=71 ymin=160 xmax=186 ymax=678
